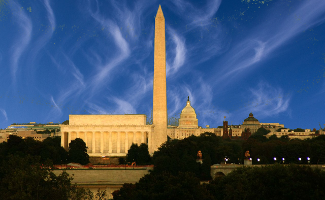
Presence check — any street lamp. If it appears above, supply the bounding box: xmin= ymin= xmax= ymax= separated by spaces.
xmin=298 ymin=157 xmax=302 ymax=161
xmin=273 ymin=157 xmax=277 ymax=161
xmin=282 ymin=158 xmax=285 ymax=164
xmin=307 ymin=157 xmax=310 ymax=164
xmin=257 ymin=158 xmax=260 ymax=162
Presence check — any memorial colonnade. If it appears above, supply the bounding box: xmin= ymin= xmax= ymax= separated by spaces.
xmin=61 ymin=126 xmax=150 ymax=156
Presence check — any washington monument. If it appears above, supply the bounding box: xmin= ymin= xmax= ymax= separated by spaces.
xmin=150 ymin=5 xmax=167 ymax=154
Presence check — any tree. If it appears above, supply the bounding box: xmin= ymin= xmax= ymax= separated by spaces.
xmin=68 ymin=138 xmax=89 ymax=165
xmin=113 ymin=172 xmax=215 ymax=200
xmin=138 ymin=143 xmax=151 ymax=164
xmin=0 ymin=155 xmax=92 ymax=200
xmin=41 ymin=137 xmax=68 ymax=164
xmin=254 ymin=127 xmax=271 ymax=136
xmin=207 ymin=164 xmax=325 ymax=200
xmin=268 ymin=134 xmax=278 ymax=140
xmin=62 ymin=120 xmax=69 ymax=125
xmin=276 ymin=127 xmax=287 ymax=132
xmin=6 ymin=135 xmax=27 ymax=156
xmin=127 ymin=143 xmax=139 ymax=163
xmin=126 ymin=143 xmax=151 ymax=165
xmin=294 ymin=128 xmax=305 ymax=132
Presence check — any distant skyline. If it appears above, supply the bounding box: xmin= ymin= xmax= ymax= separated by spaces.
xmin=0 ymin=0 xmax=325 ymax=130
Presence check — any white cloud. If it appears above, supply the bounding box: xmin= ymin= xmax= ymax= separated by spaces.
xmin=241 ymin=82 xmax=291 ymax=119
xmin=221 ymin=40 xmax=266 ymax=79
xmin=88 ymin=13 xmax=130 ymax=94
xmin=87 ymin=102 xmax=111 ymax=114
xmin=44 ymin=0 xmax=56 ymax=31
xmin=167 ymin=89 xmax=183 ymax=117
xmin=190 ymin=0 xmax=222 ymax=27
xmin=9 ymin=1 xmax=32 ymax=82
xmin=172 ymin=0 xmax=222 ymax=27
xmin=0 ymin=109 xmax=8 ymax=121
xmin=112 ymin=97 xmax=136 ymax=114
xmin=211 ymin=0 xmax=325 ymax=87
xmin=45 ymin=96 xmax=62 ymax=121
xmin=167 ymin=27 xmax=186 ymax=76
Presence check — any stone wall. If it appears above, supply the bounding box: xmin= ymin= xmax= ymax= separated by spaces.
xmin=53 ymin=167 xmax=153 ymax=199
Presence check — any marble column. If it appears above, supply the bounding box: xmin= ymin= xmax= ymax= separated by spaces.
xmin=117 ymin=132 xmax=120 ymax=153
xmin=125 ymin=133 xmax=129 ymax=153
xmin=100 ymin=132 xmax=103 ymax=153
xmin=141 ymin=132 xmax=144 ymax=144
xmin=92 ymin=132 xmax=95 ymax=153
xmin=109 ymin=132 xmax=112 ymax=153
xmin=133 ymin=131 xmax=136 ymax=144
xmin=61 ymin=132 xmax=65 ymax=148
xmin=67 ymin=132 xmax=71 ymax=148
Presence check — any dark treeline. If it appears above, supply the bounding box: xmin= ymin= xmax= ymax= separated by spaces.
xmin=152 ymin=132 xmax=242 ymax=180
xmin=0 ymin=136 xmax=95 ymax=199
xmin=0 ymin=135 xmax=90 ymax=165
xmin=207 ymin=164 xmax=325 ymax=200
xmin=113 ymin=164 xmax=325 ymax=200
xmin=244 ymin=130 xmax=325 ymax=164
xmin=0 ymin=135 xmax=68 ymax=164
xmin=114 ymin=132 xmax=325 ymax=200
xmin=125 ymin=143 xmax=151 ymax=165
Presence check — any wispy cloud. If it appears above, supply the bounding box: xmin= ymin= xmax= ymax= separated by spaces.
xmin=220 ymin=40 xmax=266 ymax=79
xmin=238 ymin=82 xmax=291 ymax=120
xmin=171 ymin=0 xmax=222 ymax=27
xmin=45 ymin=96 xmax=62 ymax=121
xmin=167 ymin=88 xmax=183 ymax=117
xmin=0 ymin=108 xmax=8 ymax=121
xmin=109 ymin=0 xmax=149 ymax=40
xmin=9 ymin=0 xmax=32 ymax=82
xmin=166 ymin=27 xmax=186 ymax=76
xmin=190 ymin=0 xmax=222 ymax=27
xmin=26 ymin=0 xmax=56 ymax=68
xmin=111 ymin=97 xmax=136 ymax=114
xmin=212 ymin=0 xmax=325 ymax=86
xmin=87 ymin=6 xmax=130 ymax=94
xmin=167 ymin=78 xmax=213 ymax=123
xmin=49 ymin=54 xmax=86 ymax=114
xmin=44 ymin=0 xmax=56 ymax=29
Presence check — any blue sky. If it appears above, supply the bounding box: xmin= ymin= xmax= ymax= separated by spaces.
xmin=0 ymin=0 xmax=324 ymax=130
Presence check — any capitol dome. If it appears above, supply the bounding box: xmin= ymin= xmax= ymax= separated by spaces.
xmin=178 ymin=96 xmax=198 ymax=128
xmin=244 ymin=112 xmax=259 ymax=122
xmin=181 ymin=102 xmax=196 ymax=114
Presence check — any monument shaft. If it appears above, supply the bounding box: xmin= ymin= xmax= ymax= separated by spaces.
xmin=151 ymin=5 xmax=167 ymax=153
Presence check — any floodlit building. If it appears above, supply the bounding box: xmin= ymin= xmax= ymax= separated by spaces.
xmin=167 ymin=97 xmax=214 ymax=140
